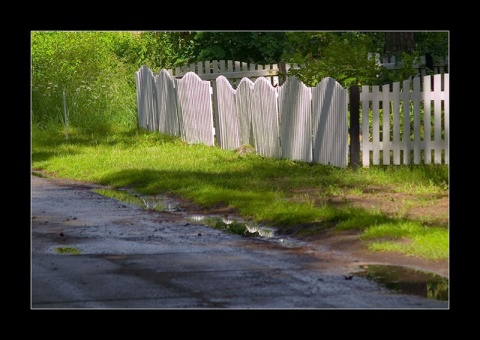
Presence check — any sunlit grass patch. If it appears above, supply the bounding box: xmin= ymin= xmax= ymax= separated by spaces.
xmin=361 ymin=221 xmax=448 ymax=260
xmin=55 ymin=247 xmax=81 ymax=255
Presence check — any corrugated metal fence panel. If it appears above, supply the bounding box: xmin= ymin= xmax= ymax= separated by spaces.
xmin=311 ymin=77 xmax=348 ymax=167
xmin=235 ymin=78 xmax=255 ymax=146
xmin=251 ymin=77 xmax=280 ymax=158
xmin=214 ymin=76 xmax=240 ymax=150
xmin=278 ymin=77 xmax=312 ymax=162
xmin=176 ymin=72 xmax=214 ymax=146
xmin=135 ymin=65 xmax=155 ymax=130
xmin=154 ymin=69 xmax=179 ymax=136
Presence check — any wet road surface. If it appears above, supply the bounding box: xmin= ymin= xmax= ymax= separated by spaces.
xmin=31 ymin=174 xmax=448 ymax=309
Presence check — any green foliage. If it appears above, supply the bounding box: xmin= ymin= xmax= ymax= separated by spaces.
xmin=284 ymin=33 xmax=382 ymax=87
xmin=137 ymin=32 xmax=197 ymax=70
xmin=282 ymin=31 xmax=448 ymax=87
xmin=31 ymin=31 xmax=139 ymax=133
xmin=189 ymin=32 xmax=288 ymax=64
xmin=375 ymin=51 xmax=425 ymax=84
xmin=415 ymin=31 xmax=449 ymax=60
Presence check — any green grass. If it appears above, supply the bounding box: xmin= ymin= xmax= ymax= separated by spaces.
xmin=32 ymin=125 xmax=449 ymax=260
xmin=361 ymin=221 xmax=448 ymax=260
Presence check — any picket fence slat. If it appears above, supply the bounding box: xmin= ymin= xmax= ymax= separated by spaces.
xmin=401 ymin=79 xmax=409 ymax=165
xmin=392 ymin=82 xmax=401 ymax=165
xmin=433 ymin=75 xmax=443 ymax=164
xmin=444 ymin=74 xmax=449 ymax=164
xmin=382 ymin=84 xmax=390 ymax=165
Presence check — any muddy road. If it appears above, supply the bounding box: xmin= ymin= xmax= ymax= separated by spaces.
xmin=31 ymin=173 xmax=448 ymax=309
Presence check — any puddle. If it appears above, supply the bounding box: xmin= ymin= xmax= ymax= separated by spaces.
xmin=188 ymin=215 xmax=277 ymax=238
xmin=353 ymin=264 xmax=448 ymax=301
xmin=92 ymin=187 xmax=300 ymax=247
xmin=93 ymin=188 xmax=181 ymax=212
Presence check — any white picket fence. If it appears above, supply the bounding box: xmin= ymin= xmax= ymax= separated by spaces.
xmin=136 ymin=65 xmax=449 ymax=168
xmin=361 ymin=73 xmax=449 ymax=166
xmin=369 ymin=53 xmax=448 ymax=77
xmin=165 ymin=60 xmax=298 ymax=87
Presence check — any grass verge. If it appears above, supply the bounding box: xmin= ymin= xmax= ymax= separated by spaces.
xmin=31 ymin=126 xmax=449 ymax=260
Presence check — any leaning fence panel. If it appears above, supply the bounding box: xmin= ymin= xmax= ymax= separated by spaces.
xmin=235 ymin=78 xmax=255 ymax=146
xmin=311 ymin=77 xmax=348 ymax=167
xmin=250 ymin=77 xmax=280 ymax=158
xmin=214 ymin=76 xmax=241 ymax=150
xmin=278 ymin=77 xmax=312 ymax=162
xmin=154 ymin=69 xmax=180 ymax=136
xmin=135 ymin=65 xmax=156 ymax=130
xmin=176 ymin=72 xmax=215 ymax=146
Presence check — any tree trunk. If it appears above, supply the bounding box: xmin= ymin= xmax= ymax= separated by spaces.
xmin=384 ymin=32 xmax=416 ymax=60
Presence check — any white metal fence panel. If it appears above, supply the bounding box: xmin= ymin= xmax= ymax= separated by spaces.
xmin=176 ymin=72 xmax=215 ymax=146
xmin=154 ymin=69 xmax=179 ymax=136
xmin=214 ymin=76 xmax=241 ymax=150
xmin=278 ymin=77 xmax=312 ymax=162
xmin=311 ymin=77 xmax=348 ymax=167
xmin=135 ymin=65 xmax=155 ymax=130
xmin=235 ymin=78 xmax=255 ymax=146
xmin=250 ymin=77 xmax=280 ymax=158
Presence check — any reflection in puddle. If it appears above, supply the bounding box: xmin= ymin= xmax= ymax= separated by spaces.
xmin=93 ymin=188 xmax=298 ymax=247
xmin=353 ymin=264 xmax=448 ymax=301
xmin=188 ymin=215 xmax=276 ymax=238
xmin=93 ymin=188 xmax=180 ymax=212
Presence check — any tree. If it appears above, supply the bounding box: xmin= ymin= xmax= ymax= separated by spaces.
xmin=282 ymin=32 xmax=381 ymax=87
xmin=383 ymin=32 xmax=416 ymax=59
xmin=188 ymin=32 xmax=288 ymax=64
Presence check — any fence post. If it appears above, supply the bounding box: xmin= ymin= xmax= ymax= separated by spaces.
xmin=278 ymin=61 xmax=287 ymax=86
xmin=349 ymin=85 xmax=360 ymax=168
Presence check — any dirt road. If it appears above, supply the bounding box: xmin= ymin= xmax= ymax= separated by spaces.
xmin=31 ymin=173 xmax=448 ymax=309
